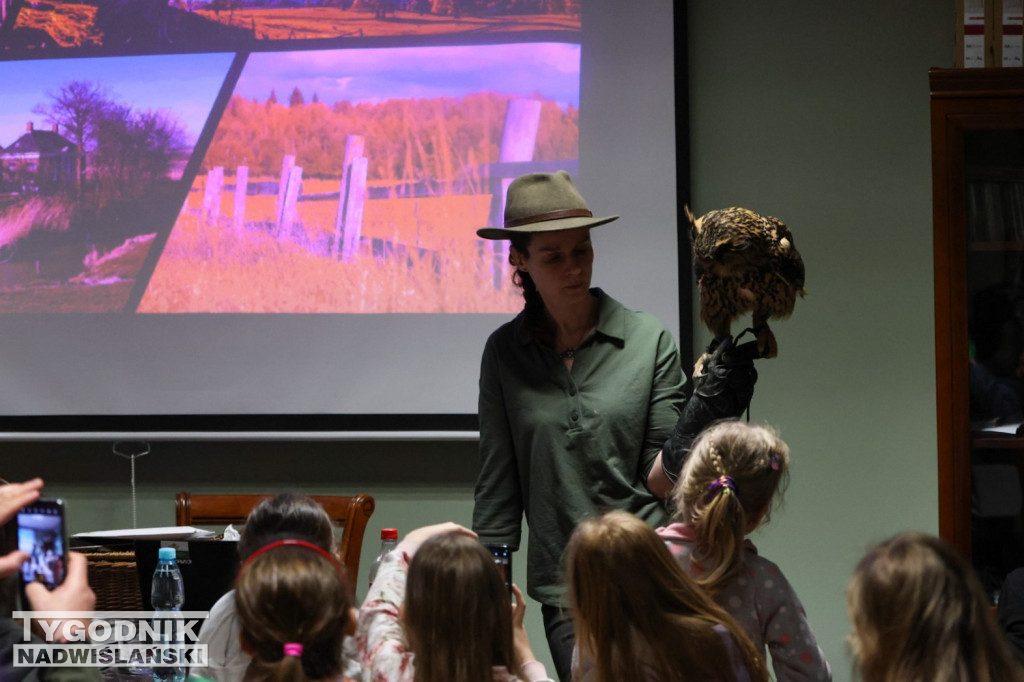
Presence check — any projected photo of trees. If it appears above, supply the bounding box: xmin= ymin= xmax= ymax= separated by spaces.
xmin=139 ymin=43 xmax=579 ymax=313
xmin=0 ymin=0 xmax=579 ymax=53
xmin=0 ymin=54 xmax=232 ymax=312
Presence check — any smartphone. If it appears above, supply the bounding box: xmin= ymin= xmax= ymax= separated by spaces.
xmin=17 ymin=498 xmax=68 ymax=591
xmin=483 ymin=542 xmax=512 ymax=596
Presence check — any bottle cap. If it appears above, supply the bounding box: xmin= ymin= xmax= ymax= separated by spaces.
xmin=380 ymin=528 xmax=398 ymax=541
xmin=158 ymin=547 xmax=177 ymax=561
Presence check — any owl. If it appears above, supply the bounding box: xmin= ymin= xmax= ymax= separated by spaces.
xmin=688 ymin=205 xmax=806 ymax=359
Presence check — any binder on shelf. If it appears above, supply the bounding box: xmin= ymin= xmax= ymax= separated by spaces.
xmin=959 ymin=0 xmax=991 ymax=68
xmin=957 ymin=0 xmax=1024 ymax=68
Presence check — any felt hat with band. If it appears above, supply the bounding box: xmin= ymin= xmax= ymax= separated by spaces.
xmin=476 ymin=170 xmax=618 ymax=240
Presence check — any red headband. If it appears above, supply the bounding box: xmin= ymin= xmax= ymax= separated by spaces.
xmin=240 ymin=539 xmax=344 ymax=574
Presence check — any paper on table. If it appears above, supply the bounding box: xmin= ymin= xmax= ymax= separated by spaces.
xmin=73 ymin=526 xmax=215 ymax=541
xmin=977 ymin=422 xmax=1024 ymax=435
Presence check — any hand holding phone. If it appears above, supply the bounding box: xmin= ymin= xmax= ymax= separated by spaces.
xmin=17 ymin=498 xmax=68 ymax=590
xmin=483 ymin=542 xmax=512 ymax=596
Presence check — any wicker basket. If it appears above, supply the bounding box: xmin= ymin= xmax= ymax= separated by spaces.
xmin=84 ymin=551 xmax=143 ymax=611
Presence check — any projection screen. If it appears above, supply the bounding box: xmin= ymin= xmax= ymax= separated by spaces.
xmin=0 ymin=0 xmax=684 ymax=435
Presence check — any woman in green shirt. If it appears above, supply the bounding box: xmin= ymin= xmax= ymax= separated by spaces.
xmin=472 ymin=171 xmax=758 ymax=681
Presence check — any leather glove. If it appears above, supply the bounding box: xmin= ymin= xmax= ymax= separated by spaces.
xmin=660 ymin=334 xmax=759 ymax=483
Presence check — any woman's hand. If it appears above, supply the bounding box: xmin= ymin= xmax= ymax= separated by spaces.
xmin=397 ymin=522 xmax=477 ymax=557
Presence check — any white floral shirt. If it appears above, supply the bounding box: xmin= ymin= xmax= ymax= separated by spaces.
xmin=357 ymin=550 xmax=553 ymax=682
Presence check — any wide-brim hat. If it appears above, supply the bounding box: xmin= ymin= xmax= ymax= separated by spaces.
xmin=476 ymin=170 xmax=618 ymax=240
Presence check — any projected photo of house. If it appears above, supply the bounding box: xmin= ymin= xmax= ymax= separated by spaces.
xmin=0 ymin=53 xmax=233 ymax=312
xmin=139 ymin=42 xmax=580 ymax=314
xmin=0 ymin=0 xmax=579 ymax=54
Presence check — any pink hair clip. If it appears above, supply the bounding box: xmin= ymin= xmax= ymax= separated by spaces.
xmin=283 ymin=643 xmax=303 ymax=657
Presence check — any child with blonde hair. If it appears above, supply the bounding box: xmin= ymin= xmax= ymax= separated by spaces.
xmin=656 ymin=420 xmax=830 ymax=682
xmin=848 ymin=531 xmax=1024 ymax=682
xmin=567 ymin=510 xmax=768 ymax=682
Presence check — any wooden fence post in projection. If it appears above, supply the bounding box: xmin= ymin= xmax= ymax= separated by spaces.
xmin=275 ymin=154 xmax=296 ymax=237
xmin=234 ymin=165 xmax=248 ymax=236
xmin=340 ymin=157 xmax=368 ymax=263
xmin=202 ymin=166 xmax=224 ymax=224
xmin=334 ymin=135 xmax=366 ymax=259
xmin=487 ymin=99 xmax=542 ymax=287
xmin=279 ymin=165 xmax=303 ymax=241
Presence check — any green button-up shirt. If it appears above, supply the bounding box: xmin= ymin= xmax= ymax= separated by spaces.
xmin=472 ymin=289 xmax=685 ymax=606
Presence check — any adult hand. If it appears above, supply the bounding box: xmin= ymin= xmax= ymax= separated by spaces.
xmin=0 ymin=478 xmax=43 ymax=525
xmin=656 ymin=335 xmax=758 ymax=487
xmin=0 ymin=478 xmax=43 ymax=578
xmin=24 ymin=552 xmax=95 ymax=642
xmin=397 ymin=522 xmax=477 ymax=556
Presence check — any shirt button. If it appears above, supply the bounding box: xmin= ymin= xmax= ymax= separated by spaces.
xmin=571 ymin=411 xmax=579 ymax=421
xmin=568 ymin=386 xmax=577 ymax=396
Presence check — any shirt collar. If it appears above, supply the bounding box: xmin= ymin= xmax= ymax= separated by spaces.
xmin=513 ymin=288 xmax=626 ymax=348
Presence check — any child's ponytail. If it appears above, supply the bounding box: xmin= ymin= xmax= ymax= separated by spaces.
xmin=235 ymin=543 xmax=353 ymax=682
xmin=672 ymin=420 xmax=790 ymax=596
xmin=695 ymin=474 xmax=749 ymax=594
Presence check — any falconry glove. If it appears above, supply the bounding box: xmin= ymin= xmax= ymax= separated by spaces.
xmin=661 ymin=334 xmax=759 ymax=483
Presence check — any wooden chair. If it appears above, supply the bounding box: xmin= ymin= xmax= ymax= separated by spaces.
xmin=174 ymin=492 xmax=375 ymax=586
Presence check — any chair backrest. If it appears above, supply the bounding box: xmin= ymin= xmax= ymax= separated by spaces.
xmin=174 ymin=492 xmax=375 ymax=587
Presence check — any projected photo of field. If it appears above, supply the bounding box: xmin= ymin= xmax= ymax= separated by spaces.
xmin=139 ymin=43 xmax=580 ymax=313
xmin=1 ymin=0 xmax=251 ymax=52
xmin=0 ymin=53 xmax=233 ymax=312
xmin=0 ymin=0 xmax=578 ymax=54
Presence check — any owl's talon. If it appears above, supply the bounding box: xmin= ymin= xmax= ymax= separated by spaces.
xmin=754 ymin=326 xmax=778 ymax=359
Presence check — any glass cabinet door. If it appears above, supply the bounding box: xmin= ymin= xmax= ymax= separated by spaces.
xmin=932 ymin=68 xmax=1024 ymax=602
xmin=965 ymin=129 xmax=1024 ymax=600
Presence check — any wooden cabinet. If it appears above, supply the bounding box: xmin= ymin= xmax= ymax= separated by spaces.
xmin=932 ymin=68 xmax=1024 ymax=598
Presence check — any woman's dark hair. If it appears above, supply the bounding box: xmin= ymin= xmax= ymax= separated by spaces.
xmin=508 ymin=232 xmax=551 ymax=343
xmin=237 ymin=493 xmax=336 ymax=562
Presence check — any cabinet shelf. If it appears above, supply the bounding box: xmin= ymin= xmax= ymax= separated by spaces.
xmin=973 ymin=436 xmax=1024 ymax=449
xmin=967 ymin=166 xmax=1024 ymax=182
xmin=969 ymin=241 xmax=1024 ymax=251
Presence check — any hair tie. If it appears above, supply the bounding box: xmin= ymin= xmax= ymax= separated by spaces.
xmin=708 ymin=475 xmax=736 ymax=497
xmin=283 ymin=642 xmax=303 ymax=657
xmin=770 ymin=453 xmax=781 ymax=471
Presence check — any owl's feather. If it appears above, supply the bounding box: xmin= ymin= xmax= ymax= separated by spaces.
xmin=688 ymin=206 xmax=806 ymax=358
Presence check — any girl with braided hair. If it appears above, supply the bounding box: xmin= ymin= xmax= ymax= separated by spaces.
xmin=656 ymin=420 xmax=831 ymax=682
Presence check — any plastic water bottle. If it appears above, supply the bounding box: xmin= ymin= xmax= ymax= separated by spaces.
xmin=151 ymin=547 xmax=185 ymax=682
xmin=368 ymin=528 xmax=398 ymax=588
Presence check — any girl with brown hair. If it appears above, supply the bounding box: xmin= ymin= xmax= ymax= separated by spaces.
xmin=357 ymin=522 xmax=553 ymax=682
xmin=194 ymin=492 xmax=360 ymax=682
xmin=657 ymin=420 xmax=830 ymax=682
xmin=234 ymin=538 xmax=357 ymax=682
xmin=848 ymin=531 xmax=1024 ymax=682
xmin=566 ymin=510 xmax=767 ymax=682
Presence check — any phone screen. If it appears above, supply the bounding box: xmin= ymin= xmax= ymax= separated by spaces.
xmin=18 ymin=498 xmax=67 ymax=590
xmin=483 ymin=543 xmax=512 ymax=596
